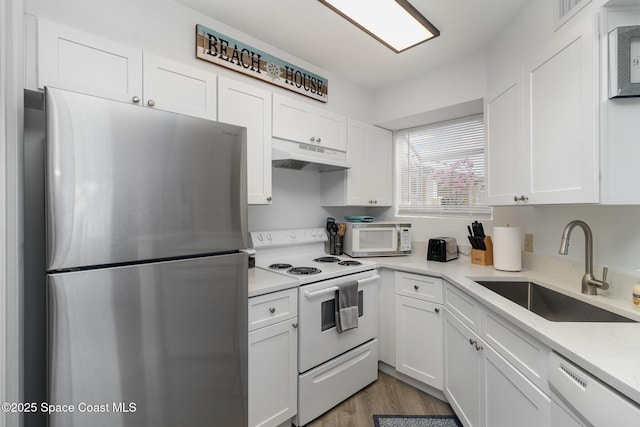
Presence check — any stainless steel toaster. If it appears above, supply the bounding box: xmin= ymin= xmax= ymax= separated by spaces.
xmin=427 ymin=237 xmax=458 ymax=262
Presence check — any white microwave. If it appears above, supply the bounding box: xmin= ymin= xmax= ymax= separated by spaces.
xmin=342 ymin=222 xmax=411 ymax=257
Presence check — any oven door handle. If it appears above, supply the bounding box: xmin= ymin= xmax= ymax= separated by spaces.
xmin=303 ymin=275 xmax=380 ymax=299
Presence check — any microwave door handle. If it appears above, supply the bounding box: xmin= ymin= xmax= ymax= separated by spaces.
xmin=302 ymin=275 xmax=381 ymax=299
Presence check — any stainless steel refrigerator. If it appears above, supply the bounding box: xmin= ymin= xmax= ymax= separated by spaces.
xmin=31 ymin=87 xmax=248 ymax=426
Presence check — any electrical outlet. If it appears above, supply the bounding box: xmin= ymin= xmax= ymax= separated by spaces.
xmin=524 ymin=233 xmax=534 ymax=252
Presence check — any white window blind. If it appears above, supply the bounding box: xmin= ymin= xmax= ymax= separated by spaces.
xmin=395 ymin=114 xmax=492 ymax=218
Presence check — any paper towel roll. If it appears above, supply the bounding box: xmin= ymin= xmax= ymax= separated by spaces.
xmin=493 ymin=227 xmax=522 ymax=271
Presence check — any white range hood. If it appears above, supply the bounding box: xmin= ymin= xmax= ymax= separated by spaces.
xmin=271 ymin=138 xmax=351 ymax=172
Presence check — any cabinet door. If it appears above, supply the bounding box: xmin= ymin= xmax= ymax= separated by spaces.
xmin=367 ymin=126 xmax=393 ymax=206
xmin=486 ymin=82 xmax=523 ymax=205
xmin=344 ymin=119 xmax=371 ymax=206
xmin=143 ymin=53 xmax=217 ymax=119
xmin=218 ymin=77 xmax=272 ymax=204
xmin=272 ymin=93 xmax=346 ymax=151
xmin=316 ymin=109 xmax=347 ymax=151
xmin=395 ymin=296 xmax=443 ymax=390
xmin=38 ymin=18 xmax=142 ymax=103
xmin=272 ymin=93 xmax=316 ymax=145
xmin=483 ymin=345 xmax=550 ymax=427
xmin=249 ymin=320 xmax=298 ymax=427
xmin=524 ymin=18 xmax=598 ymax=204
xmin=444 ymin=310 xmax=482 ymax=427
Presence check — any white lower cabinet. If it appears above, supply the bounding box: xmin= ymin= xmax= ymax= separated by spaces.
xmin=395 ymin=295 xmax=443 ymax=389
xmin=484 ymin=344 xmax=550 ymax=427
xmin=444 ymin=310 xmax=483 ymax=427
xmin=394 ymin=272 xmax=444 ymax=389
xmin=248 ymin=289 xmax=298 ymax=427
xmin=444 ymin=282 xmax=552 ymax=427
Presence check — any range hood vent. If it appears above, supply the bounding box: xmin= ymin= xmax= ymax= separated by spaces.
xmin=271 ymin=138 xmax=351 ymax=172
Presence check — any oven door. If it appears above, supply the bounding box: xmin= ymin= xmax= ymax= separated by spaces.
xmin=298 ymin=270 xmax=378 ymax=373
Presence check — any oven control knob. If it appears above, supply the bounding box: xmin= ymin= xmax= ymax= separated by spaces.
xmin=290 ymin=231 xmax=296 ymax=239
xmin=266 ymin=233 xmax=272 ymax=241
xmin=310 ymin=231 xmax=316 ymax=237
xmin=257 ymin=234 xmax=263 ymax=242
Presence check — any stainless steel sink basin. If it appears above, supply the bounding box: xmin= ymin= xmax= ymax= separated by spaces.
xmin=475 ymin=280 xmax=635 ymax=322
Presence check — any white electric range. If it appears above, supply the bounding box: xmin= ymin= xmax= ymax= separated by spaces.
xmin=250 ymin=228 xmax=380 ymax=426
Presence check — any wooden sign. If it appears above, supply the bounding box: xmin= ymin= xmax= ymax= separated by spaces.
xmin=196 ymin=24 xmax=328 ymax=103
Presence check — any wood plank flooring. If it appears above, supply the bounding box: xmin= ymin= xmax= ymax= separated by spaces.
xmin=307 ymin=371 xmax=455 ymax=427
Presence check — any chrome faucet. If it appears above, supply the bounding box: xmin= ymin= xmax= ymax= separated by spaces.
xmin=559 ymin=220 xmax=608 ymax=295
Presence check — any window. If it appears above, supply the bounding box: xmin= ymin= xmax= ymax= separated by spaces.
xmin=395 ymin=114 xmax=492 ymax=218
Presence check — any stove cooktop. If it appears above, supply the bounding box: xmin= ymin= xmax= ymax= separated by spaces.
xmin=250 ymin=228 xmax=376 ymax=284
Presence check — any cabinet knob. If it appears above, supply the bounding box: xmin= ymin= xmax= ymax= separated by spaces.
xmin=310 ymin=137 xmax=315 ymax=142
xmin=268 ymin=307 xmax=276 ymax=314
xmin=414 ymin=285 xmax=420 ymax=290
xmin=317 ymin=137 xmax=321 ymax=143
xmin=435 ymin=308 xmax=440 ymax=313
xmin=292 ymin=322 xmax=298 ymax=329
xmin=266 ymin=196 xmax=272 ymax=202
xmin=132 ymin=96 xmax=140 ymax=104
xmin=147 ymin=99 xmax=156 ymax=107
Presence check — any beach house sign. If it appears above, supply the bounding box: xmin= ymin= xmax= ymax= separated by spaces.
xmin=196 ymin=24 xmax=328 ymax=103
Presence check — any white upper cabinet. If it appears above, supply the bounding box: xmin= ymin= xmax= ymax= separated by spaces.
xmin=142 ymin=53 xmax=217 ymax=119
xmin=523 ymin=16 xmax=598 ymax=204
xmin=38 ymin=18 xmax=142 ymax=103
xmin=218 ymin=76 xmax=273 ymax=205
xmin=37 ymin=19 xmax=217 ymax=119
xmin=321 ymin=119 xmax=392 ymax=206
xmin=485 ymin=81 xmax=524 ymax=205
xmin=272 ymin=93 xmax=347 ymax=152
xmin=485 ymin=11 xmax=598 ymax=205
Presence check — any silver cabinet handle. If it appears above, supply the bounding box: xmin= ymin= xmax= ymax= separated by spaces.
xmin=292 ymin=322 xmax=298 ymax=329
xmin=147 ymin=99 xmax=156 ymax=107
xmin=469 ymin=338 xmax=477 ymax=346
xmin=317 ymin=137 xmax=321 ymax=143
xmin=132 ymin=96 xmax=140 ymax=104
xmin=514 ymin=195 xmax=529 ymax=202
xmin=435 ymin=308 xmax=440 ymax=313
xmin=475 ymin=343 xmax=484 ymax=351
xmin=310 ymin=137 xmax=315 ymax=142
xmin=266 ymin=196 xmax=272 ymax=202
xmin=268 ymin=307 xmax=276 ymax=314
xmin=414 ymin=285 xmax=420 ymax=290
xmin=374 ymin=200 xmax=378 ymax=204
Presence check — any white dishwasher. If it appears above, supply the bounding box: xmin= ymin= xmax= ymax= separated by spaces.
xmin=548 ymin=352 xmax=640 ymax=426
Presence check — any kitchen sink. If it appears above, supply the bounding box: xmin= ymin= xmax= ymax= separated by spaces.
xmin=474 ymin=280 xmax=636 ymax=323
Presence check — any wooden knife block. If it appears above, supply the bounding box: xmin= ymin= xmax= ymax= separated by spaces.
xmin=471 ymin=236 xmax=493 ymax=266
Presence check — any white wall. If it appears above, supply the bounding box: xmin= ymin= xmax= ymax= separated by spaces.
xmin=372 ymin=51 xmax=487 ymax=129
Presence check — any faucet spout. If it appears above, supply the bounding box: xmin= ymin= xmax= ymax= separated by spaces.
xmin=558 ymin=220 xmax=608 ymax=295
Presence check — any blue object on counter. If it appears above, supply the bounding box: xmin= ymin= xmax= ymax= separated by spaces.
xmin=344 ymin=216 xmax=375 ymax=222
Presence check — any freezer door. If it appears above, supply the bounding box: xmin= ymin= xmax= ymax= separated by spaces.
xmin=47 ymin=253 xmax=248 ymax=427
xmin=45 ymin=87 xmax=247 ymax=271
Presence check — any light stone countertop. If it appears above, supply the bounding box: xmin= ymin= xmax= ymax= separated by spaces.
xmin=248 ymin=267 xmax=299 ymax=298
xmin=247 ymin=243 xmax=640 ymax=405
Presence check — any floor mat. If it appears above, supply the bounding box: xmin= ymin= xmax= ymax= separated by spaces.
xmin=373 ymin=414 xmax=463 ymax=427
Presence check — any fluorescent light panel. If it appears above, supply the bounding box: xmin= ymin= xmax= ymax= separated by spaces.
xmin=320 ymin=0 xmax=440 ymax=53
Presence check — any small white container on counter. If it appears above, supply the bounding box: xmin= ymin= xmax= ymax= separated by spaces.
xmin=493 ymin=226 xmax=522 ymax=271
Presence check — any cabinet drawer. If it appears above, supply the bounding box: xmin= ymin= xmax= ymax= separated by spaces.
xmin=484 ymin=310 xmax=550 ymax=393
xmin=444 ymin=282 xmax=481 ymax=332
xmin=395 ymin=271 xmax=443 ymax=303
xmin=249 ymin=288 xmax=298 ymax=331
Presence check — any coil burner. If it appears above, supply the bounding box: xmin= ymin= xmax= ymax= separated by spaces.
xmin=269 ymin=263 xmax=293 ymax=270
xmin=338 ymin=260 xmax=362 ymax=266
xmin=313 ymin=256 xmax=341 ymax=263
xmin=288 ymin=267 xmax=322 ymax=275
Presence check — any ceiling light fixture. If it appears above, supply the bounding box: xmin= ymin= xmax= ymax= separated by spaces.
xmin=319 ymin=0 xmax=440 ymax=53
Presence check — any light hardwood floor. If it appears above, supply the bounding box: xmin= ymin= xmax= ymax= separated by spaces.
xmin=307 ymin=371 xmax=455 ymax=427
